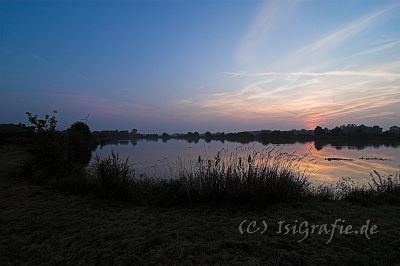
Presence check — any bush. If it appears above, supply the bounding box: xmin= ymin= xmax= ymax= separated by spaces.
xmin=24 ymin=112 xmax=93 ymax=186
xmin=25 ymin=111 xmax=71 ymax=182
xmin=66 ymin=122 xmax=93 ymax=166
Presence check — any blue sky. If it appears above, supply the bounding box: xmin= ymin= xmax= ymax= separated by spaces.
xmin=1 ymin=0 xmax=400 ymax=133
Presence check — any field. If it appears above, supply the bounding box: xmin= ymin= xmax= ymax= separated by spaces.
xmin=1 ymin=145 xmax=400 ymax=265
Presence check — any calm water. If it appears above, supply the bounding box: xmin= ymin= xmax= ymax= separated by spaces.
xmin=93 ymin=139 xmax=400 ymax=184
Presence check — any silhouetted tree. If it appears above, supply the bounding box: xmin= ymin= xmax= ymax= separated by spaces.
xmin=204 ymin=131 xmax=212 ymax=138
xmin=330 ymin=126 xmax=343 ymax=136
xmin=66 ymin=122 xmax=92 ymax=165
xmin=314 ymin=126 xmax=323 ymax=136
xmin=389 ymin=126 xmax=400 ymax=136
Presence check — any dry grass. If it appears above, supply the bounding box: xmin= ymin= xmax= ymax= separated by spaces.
xmin=310 ymin=171 xmax=400 ymax=203
xmin=88 ymin=147 xmax=311 ymax=205
xmin=175 ymin=147 xmax=311 ymax=204
xmin=87 ymin=148 xmax=400 ymax=206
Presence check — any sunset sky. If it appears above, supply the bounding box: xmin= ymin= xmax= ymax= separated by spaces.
xmin=1 ymin=0 xmax=400 ymax=133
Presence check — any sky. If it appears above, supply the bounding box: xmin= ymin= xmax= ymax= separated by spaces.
xmin=1 ymin=0 xmax=400 ymax=133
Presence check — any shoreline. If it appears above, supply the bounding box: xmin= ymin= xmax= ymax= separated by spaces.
xmin=1 ymin=145 xmax=400 ymax=265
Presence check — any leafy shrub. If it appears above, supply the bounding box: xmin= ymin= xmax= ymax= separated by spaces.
xmin=24 ymin=111 xmax=94 ymax=186
xmin=25 ymin=111 xmax=71 ymax=182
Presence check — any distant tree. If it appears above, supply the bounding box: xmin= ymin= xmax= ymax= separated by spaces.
xmin=372 ymin=125 xmax=383 ymax=135
xmin=356 ymin=125 xmax=367 ymax=135
xmin=389 ymin=126 xmax=400 ymax=134
xmin=314 ymin=126 xmax=324 ymax=136
xmin=330 ymin=126 xmax=343 ymax=136
xmin=341 ymin=124 xmax=357 ymax=136
xmin=204 ymin=131 xmax=212 ymax=138
xmin=161 ymin=132 xmax=169 ymax=143
xmin=387 ymin=126 xmax=400 ymax=138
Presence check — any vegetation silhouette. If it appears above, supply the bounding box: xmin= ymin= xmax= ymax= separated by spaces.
xmin=23 ymin=111 xmax=94 ymax=185
xmin=1 ymin=111 xmax=399 ymax=205
xmin=66 ymin=122 xmax=94 ymax=166
xmin=24 ymin=111 xmax=69 ymax=182
xmin=87 ymin=148 xmax=400 ymax=205
xmin=86 ymin=124 xmax=400 ymax=148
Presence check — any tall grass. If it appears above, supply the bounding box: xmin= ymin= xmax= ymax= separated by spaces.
xmin=176 ymin=147 xmax=311 ymax=204
xmin=83 ymin=148 xmax=400 ymax=205
xmin=88 ymin=148 xmax=311 ymax=205
xmin=310 ymin=171 xmax=400 ymax=203
xmin=90 ymin=152 xmax=134 ymax=201
xmin=339 ymin=171 xmax=400 ymax=203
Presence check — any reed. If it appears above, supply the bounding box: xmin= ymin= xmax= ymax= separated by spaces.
xmin=89 ymin=147 xmax=311 ymax=205
xmin=86 ymin=148 xmax=400 ymax=205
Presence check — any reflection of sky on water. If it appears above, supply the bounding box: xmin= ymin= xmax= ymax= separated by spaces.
xmin=93 ymin=139 xmax=400 ymax=184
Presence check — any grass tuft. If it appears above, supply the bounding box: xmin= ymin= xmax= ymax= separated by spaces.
xmin=175 ymin=147 xmax=311 ymax=204
xmin=90 ymin=151 xmax=134 ymax=201
xmin=341 ymin=171 xmax=400 ymax=203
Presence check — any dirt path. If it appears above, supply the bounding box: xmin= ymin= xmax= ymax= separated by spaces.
xmin=1 ymin=145 xmax=400 ymax=265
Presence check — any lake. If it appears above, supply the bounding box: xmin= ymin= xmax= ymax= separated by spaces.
xmin=93 ymin=139 xmax=400 ymax=184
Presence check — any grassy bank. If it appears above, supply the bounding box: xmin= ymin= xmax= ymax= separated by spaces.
xmin=1 ymin=145 xmax=400 ymax=265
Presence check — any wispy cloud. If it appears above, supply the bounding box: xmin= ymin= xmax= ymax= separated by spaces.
xmin=290 ymin=6 xmax=397 ymax=57
xmin=191 ymin=3 xmax=400 ymax=130
xmin=236 ymin=0 xmax=297 ymax=64
xmin=180 ymin=70 xmax=400 ymax=129
xmin=346 ymin=39 xmax=400 ymax=59
xmin=223 ymin=70 xmax=400 ymax=80
xmin=278 ymin=4 xmax=398 ymax=70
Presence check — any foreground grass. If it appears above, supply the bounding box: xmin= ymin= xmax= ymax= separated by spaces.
xmin=88 ymin=148 xmax=312 ymax=205
xmin=87 ymin=149 xmax=400 ymax=206
xmin=1 ymin=145 xmax=400 ymax=265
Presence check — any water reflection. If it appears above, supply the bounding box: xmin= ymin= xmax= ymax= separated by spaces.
xmin=93 ymin=139 xmax=400 ymax=184
xmin=102 ymin=138 xmax=400 ymax=150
